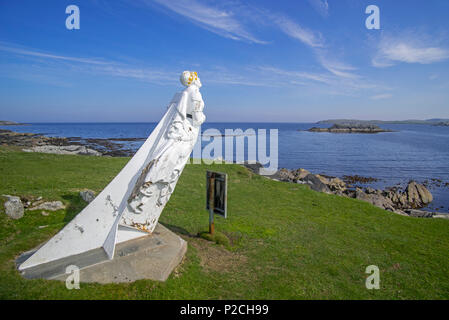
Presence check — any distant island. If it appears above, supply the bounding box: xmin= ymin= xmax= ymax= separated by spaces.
xmin=317 ymin=118 xmax=449 ymax=125
xmin=433 ymin=121 xmax=449 ymax=127
xmin=307 ymin=123 xmax=392 ymax=134
xmin=0 ymin=120 xmax=26 ymax=126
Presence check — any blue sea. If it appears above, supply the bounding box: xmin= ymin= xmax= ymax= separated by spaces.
xmin=2 ymin=122 xmax=449 ymax=211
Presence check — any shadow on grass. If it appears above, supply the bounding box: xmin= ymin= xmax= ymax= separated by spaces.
xmin=61 ymin=193 xmax=87 ymax=223
xmin=160 ymin=222 xmax=194 ymax=237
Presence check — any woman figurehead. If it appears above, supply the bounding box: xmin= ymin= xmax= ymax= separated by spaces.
xmin=180 ymin=71 xmax=202 ymax=88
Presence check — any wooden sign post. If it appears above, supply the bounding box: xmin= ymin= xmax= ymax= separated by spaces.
xmin=206 ymin=171 xmax=228 ymax=235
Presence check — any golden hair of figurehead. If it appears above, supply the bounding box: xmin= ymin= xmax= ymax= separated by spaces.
xmin=181 ymin=71 xmax=198 ymax=87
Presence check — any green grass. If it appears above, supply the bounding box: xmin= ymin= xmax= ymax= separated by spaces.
xmin=0 ymin=146 xmax=448 ymax=299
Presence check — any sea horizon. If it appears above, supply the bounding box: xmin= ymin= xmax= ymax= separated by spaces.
xmin=2 ymin=121 xmax=449 ymax=212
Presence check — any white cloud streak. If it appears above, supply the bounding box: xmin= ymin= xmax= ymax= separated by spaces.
xmin=370 ymin=93 xmax=392 ymax=100
xmin=270 ymin=14 xmax=324 ymax=48
xmin=373 ymin=34 xmax=449 ymax=67
xmin=0 ymin=41 xmax=385 ymax=96
xmin=150 ymin=0 xmax=267 ymax=44
xmin=0 ymin=43 xmax=109 ymax=65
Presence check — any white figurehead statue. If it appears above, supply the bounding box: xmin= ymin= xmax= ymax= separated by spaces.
xmin=18 ymin=71 xmax=206 ymax=273
xmin=121 ymin=70 xmax=206 ymax=233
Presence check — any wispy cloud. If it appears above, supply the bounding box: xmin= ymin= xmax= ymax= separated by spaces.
xmin=147 ymin=0 xmax=326 ymax=48
xmin=269 ymin=14 xmax=324 ymax=48
xmin=372 ymin=33 xmax=449 ymax=67
xmin=0 ymin=42 xmax=179 ymax=85
xmin=0 ymin=41 xmax=385 ymax=95
xmin=256 ymin=65 xmax=383 ymax=96
xmin=0 ymin=43 xmax=109 ymax=65
xmin=307 ymin=0 xmax=329 ymax=18
xmin=317 ymin=54 xmax=359 ymax=79
xmin=149 ymin=0 xmax=267 ymax=44
xmin=370 ymin=93 xmax=393 ymax=100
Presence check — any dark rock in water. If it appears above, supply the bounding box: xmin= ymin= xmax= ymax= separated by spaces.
xmin=0 ymin=120 xmax=26 ymax=126
xmin=433 ymin=121 xmax=449 ymax=126
xmin=307 ymin=123 xmax=392 ymax=134
xmin=342 ymin=175 xmax=379 ymax=184
xmin=303 ymin=174 xmax=331 ymax=194
xmin=327 ymin=177 xmax=346 ymax=192
xmin=405 ymin=181 xmax=433 ymax=208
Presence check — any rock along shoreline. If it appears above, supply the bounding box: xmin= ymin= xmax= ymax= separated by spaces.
xmin=0 ymin=129 xmax=143 ymax=157
xmin=1 ymin=129 xmax=448 ymax=219
xmin=243 ymin=162 xmax=449 ymax=220
xmin=306 ymin=123 xmax=393 ymax=134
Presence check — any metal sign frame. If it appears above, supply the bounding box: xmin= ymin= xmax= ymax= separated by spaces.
xmin=206 ymin=171 xmax=228 ymax=218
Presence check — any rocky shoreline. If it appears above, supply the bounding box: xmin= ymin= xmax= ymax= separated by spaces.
xmin=1 ymin=129 xmax=448 ymax=219
xmin=0 ymin=129 xmax=142 ymax=157
xmin=243 ymin=163 xmax=449 ymax=219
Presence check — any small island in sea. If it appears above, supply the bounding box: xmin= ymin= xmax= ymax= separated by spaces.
xmin=317 ymin=118 xmax=449 ymax=125
xmin=433 ymin=121 xmax=449 ymax=127
xmin=0 ymin=120 xmax=26 ymax=126
xmin=307 ymin=123 xmax=392 ymax=134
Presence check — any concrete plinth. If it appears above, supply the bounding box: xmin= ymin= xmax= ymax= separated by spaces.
xmin=17 ymin=224 xmax=187 ymax=283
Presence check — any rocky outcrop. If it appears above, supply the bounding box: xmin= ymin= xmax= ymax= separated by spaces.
xmin=328 ymin=177 xmax=346 ymax=192
xmin=307 ymin=124 xmax=392 ymax=134
xmin=2 ymin=195 xmax=24 ymax=219
xmin=404 ymin=209 xmax=434 ymax=218
xmin=0 ymin=129 xmax=139 ymax=157
xmin=80 ymin=190 xmax=95 ymax=203
xmin=0 ymin=120 xmax=25 ymax=125
xmin=23 ymin=145 xmax=102 ymax=156
xmin=272 ymin=167 xmax=437 ymax=218
xmin=29 ymin=201 xmax=65 ymax=211
xmin=302 ymin=174 xmax=331 ymax=194
xmin=433 ymin=121 xmax=449 ymax=126
xmin=354 ymin=188 xmax=395 ymax=211
xmin=405 ymin=181 xmax=433 ymax=208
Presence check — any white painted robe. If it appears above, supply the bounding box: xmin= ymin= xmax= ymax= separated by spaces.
xmin=121 ymin=80 xmax=205 ymax=233
xmin=18 ymin=72 xmax=205 ymax=270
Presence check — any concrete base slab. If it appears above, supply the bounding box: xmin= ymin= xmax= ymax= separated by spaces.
xmin=17 ymin=223 xmax=187 ymax=283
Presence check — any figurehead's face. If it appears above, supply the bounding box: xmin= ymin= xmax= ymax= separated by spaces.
xmin=180 ymin=71 xmax=201 ymax=88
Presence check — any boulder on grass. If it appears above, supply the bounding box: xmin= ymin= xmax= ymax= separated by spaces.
xmin=80 ymin=190 xmax=96 ymax=203
xmin=303 ymin=174 xmax=331 ymax=194
xmin=404 ymin=209 xmax=434 ymax=218
xmin=355 ymin=188 xmax=395 ymax=211
xmin=2 ymin=195 xmax=24 ymax=219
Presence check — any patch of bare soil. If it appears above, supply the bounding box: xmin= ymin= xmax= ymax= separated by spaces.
xmin=186 ymin=237 xmax=247 ymax=273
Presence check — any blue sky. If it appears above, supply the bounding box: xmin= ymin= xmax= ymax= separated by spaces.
xmin=1 ymin=0 xmax=449 ymax=122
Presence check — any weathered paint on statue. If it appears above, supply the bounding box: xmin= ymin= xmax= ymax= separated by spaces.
xmin=18 ymin=72 xmax=203 ymax=271
xmin=120 ymin=71 xmax=206 ymax=233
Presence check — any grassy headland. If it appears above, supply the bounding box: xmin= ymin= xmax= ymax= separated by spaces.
xmin=0 ymin=146 xmax=448 ymax=299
